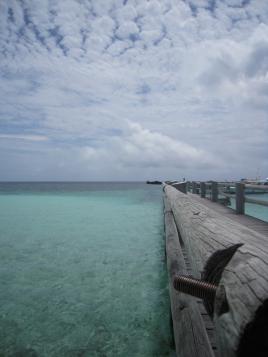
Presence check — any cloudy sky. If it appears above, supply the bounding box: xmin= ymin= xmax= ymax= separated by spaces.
xmin=0 ymin=0 xmax=268 ymax=181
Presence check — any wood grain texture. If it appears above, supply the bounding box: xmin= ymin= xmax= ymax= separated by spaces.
xmin=188 ymin=193 xmax=268 ymax=237
xmin=164 ymin=185 xmax=268 ymax=357
xmin=164 ymin=194 xmax=214 ymax=357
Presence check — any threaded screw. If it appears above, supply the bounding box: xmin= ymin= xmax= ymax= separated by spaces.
xmin=173 ymin=275 xmax=217 ymax=301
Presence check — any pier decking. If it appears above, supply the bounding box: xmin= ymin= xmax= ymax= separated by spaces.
xmin=188 ymin=192 xmax=268 ymax=237
xmin=164 ymin=182 xmax=268 ymax=357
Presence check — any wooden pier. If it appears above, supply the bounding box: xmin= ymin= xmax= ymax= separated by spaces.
xmin=187 ymin=192 xmax=268 ymax=237
xmin=164 ymin=181 xmax=268 ymax=357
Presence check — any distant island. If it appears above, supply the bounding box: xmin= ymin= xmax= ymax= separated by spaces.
xmin=146 ymin=180 xmax=162 ymax=185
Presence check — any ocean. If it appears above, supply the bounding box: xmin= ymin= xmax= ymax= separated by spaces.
xmin=0 ymin=182 xmax=173 ymax=357
xmin=1 ymin=183 xmax=267 ymax=357
xmin=229 ymin=193 xmax=268 ymax=222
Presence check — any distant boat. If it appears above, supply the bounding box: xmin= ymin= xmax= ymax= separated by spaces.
xmin=146 ymin=180 xmax=162 ymax=185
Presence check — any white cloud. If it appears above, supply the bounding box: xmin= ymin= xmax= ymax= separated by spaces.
xmin=82 ymin=122 xmax=217 ymax=169
xmin=115 ymin=4 xmax=137 ymax=22
xmin=115 ymin=21 xmax=140 ymax=39
xmin=0 ymin=0 xmax=268 ymax=180
xmin=0 ymin=134 xmax=48 ymax=142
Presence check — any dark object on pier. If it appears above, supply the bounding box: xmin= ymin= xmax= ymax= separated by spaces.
xmin=237 ymin=299 xmax=268 ymax=357
xmin=202 ymin=243 xmax=243 ymax=316
xmin=202 ymin=244 xmax=243 ymax=286
xmin=146 ymin=180 xmax=162 ymax=185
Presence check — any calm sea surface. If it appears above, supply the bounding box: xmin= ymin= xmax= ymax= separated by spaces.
xmin=229 ymin=193 xmax=268 ymax=222
xmin=0 ymin=182 xmax=173 ymax=357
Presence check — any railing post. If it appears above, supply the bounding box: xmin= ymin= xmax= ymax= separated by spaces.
xmin=200 ymin=182 xmax=206 ymax=198
xmin=211 ymin=181 xmax=218 ymax=202
xmin=236 ymin=183 xmax=245 ymax=214
xmin=186 ymin=181 xmax=190 ymax=192
xmin=181 ymin=182 xmax=187 ymax=194
xmin=192 ymin=181 xmax=197 ymax=194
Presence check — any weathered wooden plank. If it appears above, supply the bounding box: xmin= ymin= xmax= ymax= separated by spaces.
xmin=188 ymin=193 xmax=268 ymax=237
xmin=164 ymin=185 xmax=268 ymax=357
xmin=164 ymin=194 xmax=214 ymax=357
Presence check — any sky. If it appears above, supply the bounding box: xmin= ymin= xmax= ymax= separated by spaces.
xmin=0 ymin=0 xmax=268 ymax=181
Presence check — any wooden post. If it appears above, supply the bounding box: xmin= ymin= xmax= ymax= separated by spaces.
xmin=200 ymin=182 xmax=206 ymax=198
xmin=211 ymin=181 xmax=218 ymax=202
xmin=236 ymin=182 xmax=245 ymax=214
xmin=186 ymin=181 xmax=190 ymax=192
xmin=192 ymin=181 xmax=197 ymax=194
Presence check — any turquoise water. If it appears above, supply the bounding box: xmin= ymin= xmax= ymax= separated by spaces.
xmin=229 ymin=193 xmax=268 ymax=222
xmin=0 ymin=183 xmax=173 ymax=356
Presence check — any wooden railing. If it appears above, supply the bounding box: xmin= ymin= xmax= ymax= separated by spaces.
xmin=178 ymin=181 xmax=268 ymax=214
xmin=163 ymin=183 xmax=268 ymax=357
